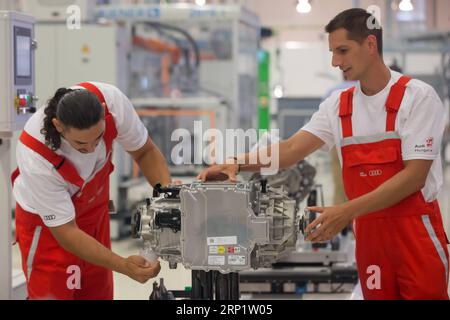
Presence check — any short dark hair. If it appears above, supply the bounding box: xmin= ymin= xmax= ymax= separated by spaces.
xmin=41 ymin=88 xmax=104 ymax=150
xmin=325 ymin=8 xmax=383 ymax=56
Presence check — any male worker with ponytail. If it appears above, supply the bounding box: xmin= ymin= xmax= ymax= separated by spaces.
xmin=12 ymin=82 xmax=170 ymax=299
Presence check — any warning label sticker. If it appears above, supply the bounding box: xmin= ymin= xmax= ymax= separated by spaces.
xmin=208 ymin=255 xmax=225 ymax=266
xmin=209 ymin=246 xmax=218 ymax=254
xmin=228 ymin=255 xmax=246 ymax=265
xmin=207 ymin=236 xmax=237 ymax=246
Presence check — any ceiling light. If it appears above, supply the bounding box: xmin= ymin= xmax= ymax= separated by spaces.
xmin=273 ymin=85 xmax=284 ymax=98
xmin=399 ymin=0 xmax=414 ymax=12
xmin=296 ymin=0 xmax=312 ymax=14
xmin=195 ymin=0 xmax=206 ymax=6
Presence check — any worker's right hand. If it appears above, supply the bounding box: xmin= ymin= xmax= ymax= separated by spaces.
xmin=196 ymin=164 xmax=239 ymax=182
xmin=123 ymin=255 xmax=161 ymax=284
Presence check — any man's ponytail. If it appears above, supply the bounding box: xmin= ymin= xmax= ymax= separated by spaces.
xmin=41 ymin=88 xmax=74 ymax=150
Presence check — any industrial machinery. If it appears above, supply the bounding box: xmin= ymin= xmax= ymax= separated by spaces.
xmin=21 ymin=2 xmax=260 ymax=239
xmin=94 ymin=3 xmax=260 ymax=128
xmin=0 ymin=11 xmax=37 ymax=132
xmin=134 ymin=181 xmax=298 ymax=272
xmin=94 ymin=3 xmax=260 ymax=239
xmin=249 ymin=161 xmax=316 ymax=209
xmin=131 ymin=160 xmax=317 ymax=299
xmin=0 ymin=10 xmax=36 ymax=300
xmin=239 ymin=163 xmax=357 ymax=297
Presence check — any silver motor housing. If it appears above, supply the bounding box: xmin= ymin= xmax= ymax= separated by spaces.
xmin=132 ymin=181 xmax=299 ymax=273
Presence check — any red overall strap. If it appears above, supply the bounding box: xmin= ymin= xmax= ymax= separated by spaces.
xmin=77 ymin=82 xmax=106 ymax=104
xmin=11 ymin=167 xmax=20 ymax=185
xmin=19 ymin=131 xmax=84 ymax=188
xmin=77 ymin=82 xmax=118 ymax=152
xmin=386 ymin=76 xmax=412 ymax=132
xmin=339 ymin=87 xmax=356 ymax=138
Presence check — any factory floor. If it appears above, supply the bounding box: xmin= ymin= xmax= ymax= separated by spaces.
xmin=11 ymin=151 xmax=450 ymax=300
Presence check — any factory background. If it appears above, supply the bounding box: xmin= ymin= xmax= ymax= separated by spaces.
xmin=1 ymin=0 xmax=449 ymax=300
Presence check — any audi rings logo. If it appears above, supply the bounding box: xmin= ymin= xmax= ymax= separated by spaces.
xmin=360 ymin=169 xmax=383 ymax=177
xmin=369 ymin=169 xmax=383 ymax=177
xmin=43 ymin=214 xmax=56 ymax=221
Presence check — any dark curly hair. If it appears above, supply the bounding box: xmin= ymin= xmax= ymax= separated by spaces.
xmin=41 ymin=88 xmax=105 ymax=150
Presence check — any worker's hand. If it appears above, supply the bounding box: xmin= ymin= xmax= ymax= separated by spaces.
xmin=123 ymin=255 xmax=161 ymax=284
xmin=305 ymin=205 xmax=354 ymax=243
xmin=196 ymin=164 xmax=239 ymax=182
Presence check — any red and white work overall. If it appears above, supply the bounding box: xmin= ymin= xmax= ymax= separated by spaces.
xmin=340 ymin=76 xmax=449 ymax=299
xmin=12 ymin=82 xmax=117 ymax=300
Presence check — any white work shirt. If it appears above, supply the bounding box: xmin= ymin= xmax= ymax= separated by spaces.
xmin=301 ymin=70 xmax=446 ymax=202
xmin=14 ymin=82 xmax=148 ymax=227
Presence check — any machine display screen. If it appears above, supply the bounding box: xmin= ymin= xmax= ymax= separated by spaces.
xmin=14 ymin=26 xmax=32 ymax=85
xmin=16 ymin=35 xmax=31 ymax=77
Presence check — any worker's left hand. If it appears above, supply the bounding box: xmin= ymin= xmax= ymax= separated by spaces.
xmin=305 ymin=205 xmax=354 ymax=243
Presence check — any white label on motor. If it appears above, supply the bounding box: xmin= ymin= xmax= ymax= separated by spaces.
xmin=228 ymin=255 xmax=246 ymax=265
xmin=207 ymin=236 xmax=237 ymax=246
xmin=208 ymin=255 xmax=225 ymax=265
xmin=209 ymin=246 xmax=218 ymax=254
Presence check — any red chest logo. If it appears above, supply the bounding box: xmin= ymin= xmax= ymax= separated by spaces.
xmin=426 ymin=137 xmax=434 ymax=148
